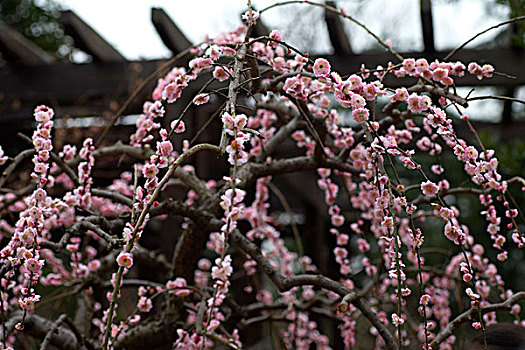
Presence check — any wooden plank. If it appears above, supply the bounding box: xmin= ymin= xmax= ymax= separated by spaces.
xmin=60 ymin=10 xmax=126 ymax=62
xmin=325 ymin=1 xmax=353 ymax=55
xmin=0 ymin=20 xmax=56 ymax=65
xmin=420 ymin=0 xmax=435 ymax=53
xmin=151 ymin=8 xmax=192 ymax=55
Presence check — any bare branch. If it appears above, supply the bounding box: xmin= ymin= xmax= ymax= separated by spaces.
xmin=0 ymin=149 xmax=35 ymax=188
xmin=6 ymin=311 xmax=93 ymax=350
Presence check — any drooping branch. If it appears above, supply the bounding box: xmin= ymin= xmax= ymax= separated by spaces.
xmin=173 ymin=167 xmax=213 ymax=201
xmin=41 ymin=314 xmax=86 ymax=350
xmin=412 ymin=186 xmax=490 ymax=205
xmin=103 ymin=142 xmax=221 ymax=348
xmin=260 ymin=1 xmax=403 ymax=61
xmin=467 ymin=94 xmax=525 ymax=105
xmin=149 ymin=198 xmax=220 ymax=230
xmin=91 ymin=188 xmax=133 ymax=207
xmin=111 ymin=315 xmax=183 ymax=350
xmin=430 ymin=292 xmax=525 ymax=348
xmin=410 ymin=84 xmax=468 ymax=107
xmin=49 ymin=151 xmax=80 ymax=187
xmin=444 ymin=15 xmax=525 ymax=60
xmin=237 ymin=298 xmax=338 ymax=329
xmin=93 ymin=141 xmax=154 ymax=160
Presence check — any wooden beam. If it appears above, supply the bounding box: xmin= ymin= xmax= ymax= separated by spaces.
xmin=420 ymin=0 xmax=435 ymax=53
xmin=60 ymin=10 xmax=126 ymax=62
xmin=151 ymin=8 xmax=192 ymax=55
xmin=0 ymin=20 xmax=56 ymax=65
xmin=325 ymin=1 xmax=353 ymax=55
xmin=0 ymin=49 xmax=522 ymax=100
xmin=0 ymin=48 xmax=523 ymax=122
xmin=0 ymin=48 xmax=522 ymax=101
xmin=0 ymin=60 xmax=156 ymax=101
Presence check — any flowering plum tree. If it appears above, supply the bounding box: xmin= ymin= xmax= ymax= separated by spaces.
xmin=1 ymin=2 xmax=524 ymax=350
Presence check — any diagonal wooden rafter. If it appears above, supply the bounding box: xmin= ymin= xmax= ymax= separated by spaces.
xmin=151 ymin=8 xmax=193 ymax=55
xmin=60 ymin=10 xmax=126 ymax=62
xmin=0 ymin=20 xmax=56 ymax=66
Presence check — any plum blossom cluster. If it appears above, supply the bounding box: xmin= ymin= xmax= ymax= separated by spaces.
xmin=193 ymin=176 xmax=245 ymax=347
xmin=317 ymin=168 xmax=354 ymax=277
xmin=282 ymin=310 xmax=331 ymax=349
xmin=0 ymin=106 xmax=56 ymax=328
xmin=31 ymin=105 xmax=54 ymax=184
xmin=130 ymin=101 xmax=165 ymax=146
xmin=223 ymin=112 xmax=251 ymax=166
xmin=1 ymin=6 xmax=525 ymax=350
xmin=74 ymin=138 xmax=95 ymax=209
xmin=394 ymin=58 xmax=493 ymax=85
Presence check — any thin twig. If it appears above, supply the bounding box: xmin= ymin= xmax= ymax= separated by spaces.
xmin=0 ymin=149 xmax=34 ymax=188
xmin=467 ymin=95 xmax=525 ymax=105
xmin=268 ymin=182 xmax=304 ymax=257
xmin=102 ymin=143 xmax=220 ymax=349
xmin=260 ymin=1 xmax=403 ymax=61
xmin=444 ymin=15 xmax=525 ymax=60
xmin=40 ymin=314 xmax=67 ymax=350
xmin=95 ymin=46 xmax=196 ymax=147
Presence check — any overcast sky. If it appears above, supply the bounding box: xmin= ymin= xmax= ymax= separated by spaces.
xmin=56 ymin=0 xmax=508 ymax=60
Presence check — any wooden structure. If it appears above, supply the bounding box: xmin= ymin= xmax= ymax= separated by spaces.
xmin=0 ymin=2 xmax=523 ymax=125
